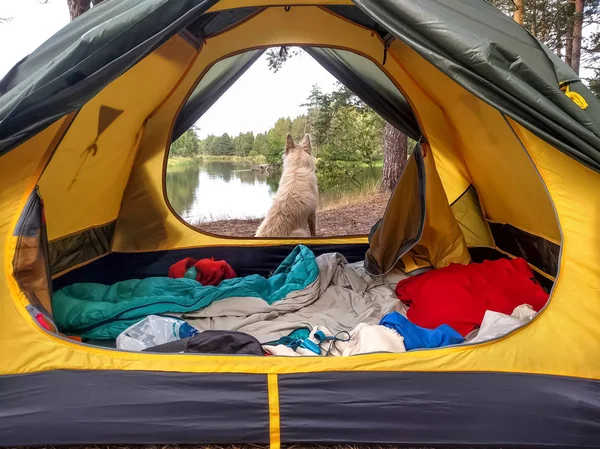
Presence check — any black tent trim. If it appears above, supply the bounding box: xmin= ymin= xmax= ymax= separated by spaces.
xmin=1 ymin=369 xmax=599 ymax=447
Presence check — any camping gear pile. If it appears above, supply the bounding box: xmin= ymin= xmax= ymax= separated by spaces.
xmin=50 ymin=245 xmax=549 ymax=356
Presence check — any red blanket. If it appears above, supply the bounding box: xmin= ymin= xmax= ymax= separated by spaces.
xmin=396 ymin=258 xmax=549 ymax=336
xmin=169 ymin=257 xmax=236 ymax=286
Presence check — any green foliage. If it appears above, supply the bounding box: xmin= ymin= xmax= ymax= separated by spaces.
xmin=170 ymin=129 xmax=201 ymax=157
xmin=266 ymin=46 xmax=302 ymax=72
xmin=232 ymin=132 xmax=255 ymax=157
xmin=253 ymin=132 xmax=268 ymax=155
xmin=303 ymin=85 xmax=334 ymax=148
xmin=291 ymin=115 xmax=308 ymax=141
xmin=326 ymin=105 xmax=384 ymax=174
xmin=199 ymin=134 xmax=215 ymax=154
xmin=208 ymin=133 xmax=236 ymax=156
xmin=301 ymin=83 xmax=385 ymax=187
xmin=236 ymin=131 xmax=255 ymax=157
xmin=266 ymin=117 xmax=293 ymax=165
xmin=316 ymin=144 xmax=363 ymax=191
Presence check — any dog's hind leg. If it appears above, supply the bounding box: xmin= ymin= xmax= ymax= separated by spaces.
xmin=308 ymin=210 xmax=317 ymax=237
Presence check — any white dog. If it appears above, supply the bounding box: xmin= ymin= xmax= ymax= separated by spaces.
xmin=255 ymin=134 xmax=318 ymax=237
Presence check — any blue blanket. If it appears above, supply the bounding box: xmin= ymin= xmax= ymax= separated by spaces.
xmin=380 ymin=312 xmax=464 ymax=350
xmin=52 ymin=245 xmax=319 ymax=340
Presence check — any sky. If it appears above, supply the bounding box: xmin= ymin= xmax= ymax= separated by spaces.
xmin=194 ymin=52 xmax=337 ymax=138
xmin=0 ymin=0 xmax=338 ymax=139
xmin=0 ymin=0 xmax=70 ymax=76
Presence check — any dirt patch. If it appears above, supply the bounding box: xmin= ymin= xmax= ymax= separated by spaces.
xmin=196 ymin=193 xmax=390 ymax=237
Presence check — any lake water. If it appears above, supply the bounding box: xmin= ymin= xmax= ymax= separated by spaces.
xmin=166 ymin=159 xmax=382 ymax=223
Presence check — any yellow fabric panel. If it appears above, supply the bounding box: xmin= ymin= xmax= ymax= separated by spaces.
xmin=38 ymin=35 xmax=196 ymax=241
xmin=268 ymin=374 xmax=281 ymax=449
xmin=387 ymin=40 xmax=560 ymax=243
xmin=451 ymin=187 xmax=495 ymax=248
xmin=113 ymin=6 xmax=471 ymax=251
xmin=1 ymin=118 xmax=70 ymax=365
xmin=384 ymin=42 xmax=472 ymax=203
xmin=507 ymin=118 xmax=600 ymax=365
xmin=114 ymin=6 xmax=404 ymax=251
xmin=401 ymin=144 xmax=471 ymax=272
xmin=0 ymin=118 xmax=69 ymax=243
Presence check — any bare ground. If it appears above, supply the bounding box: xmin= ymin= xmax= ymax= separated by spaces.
xmin=196 ymin=193 xmax=390 ymax=237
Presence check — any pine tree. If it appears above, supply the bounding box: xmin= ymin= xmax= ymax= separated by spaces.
xmin=253 ymin=133 xmax=268 ymax=156
xmin=209 ymin=133 xmax=235 ymax=156
xmin=170 ymin=129 xmax=200 ymax=157
xmin=487 ymin=0 xmax=600 ymax=86
xmin=265 ymin=118 xmax=292 ymax=165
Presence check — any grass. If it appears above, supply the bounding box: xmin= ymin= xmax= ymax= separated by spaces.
xmin=363 ymin=159 xmax=383 ymax=169
xmin=167 ymin=156 xmax=201 ymax=169
xmin=198 ymin=154 xmax=267 ymax=163
xmin=168 ymin=155 xmax=378 ymax=168
xmin=167 ymin=154 xmax=268 ymax=169
xmin=318 ymin=178 xmax=382 ymax=212
xmin=193 ymin=213 xmax=263 ymax=224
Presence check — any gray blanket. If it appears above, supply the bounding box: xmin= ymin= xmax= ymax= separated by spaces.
xmin=182 ymin=253 xmax=401 ymax=343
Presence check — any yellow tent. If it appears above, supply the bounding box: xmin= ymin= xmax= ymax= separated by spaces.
xmin=1 ymin=0 xmax=600 ymax=447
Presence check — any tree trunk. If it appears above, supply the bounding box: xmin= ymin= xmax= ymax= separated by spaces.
xmin=565 ymin=4 xmax=575 ymax=68
xmin=571 ymin=0 xmax=584 ymax=74
xmin=380 ymin=123 xmax=408 ymax=192
xmin=514 ymin=0 xmax=524 ymax=24
xmin=67 ymin=0 xmax=89 ymax=20
xmin=540 ymin=0 xmax=550 ymax=42
xmin=67 ymin=0 xmax=104 ymax=20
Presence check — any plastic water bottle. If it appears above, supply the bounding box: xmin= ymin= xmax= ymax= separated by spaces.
xmin=116 ymin=315 xmax=199 ymax=351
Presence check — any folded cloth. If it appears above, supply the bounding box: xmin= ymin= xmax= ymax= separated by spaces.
xmin=468 ymin=304 xmax=537 ymax=344
xmin=144 ymin=330 xmax=264 ymax=355
xmin=319 ymin=323 xmax=406 ymax=356
xmin=169 ymin=257 xmax=236 ymax=286
xmin=379 ymin=312 xmax=464 ymax=350
xmin=396 ymin=257 xmax=549 ymax=336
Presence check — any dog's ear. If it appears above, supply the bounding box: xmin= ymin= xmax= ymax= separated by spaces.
xmin=300 ymin=134 xmax=312 ymax=154
xmin=285 ymin=134 xmax=295 ymax=153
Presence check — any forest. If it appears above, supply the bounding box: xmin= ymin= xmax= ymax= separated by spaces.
xmin=170 ymin=83 xmax=397 ymax=191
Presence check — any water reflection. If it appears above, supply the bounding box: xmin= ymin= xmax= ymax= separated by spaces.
xmin=166 ymin=160 xmax=382 ymax=223
xmin=165 ymin=162 xmax=200 ymax=217
xmin=166 ymin=161 xmax=277 ymax=222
